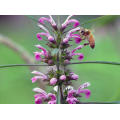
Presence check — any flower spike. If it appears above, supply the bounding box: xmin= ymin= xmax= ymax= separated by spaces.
xmin=31 ymin=15 xmax=93 ymax=104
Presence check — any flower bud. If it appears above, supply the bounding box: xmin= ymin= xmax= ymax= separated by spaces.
xmin=71 ymin=74 xmax=79 ymax=80
xmin=60 ymin=75 xmax=66 ymax=81
xmin=50 ymin=78 xmax=57 ymax=85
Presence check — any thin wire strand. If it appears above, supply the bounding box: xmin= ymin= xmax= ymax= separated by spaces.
xmin=81 ymin=101 xmax=120 ymax=104
xmin=0 ymin=64 xmax=49 ymax=68
xmin=0 ymin=61 xmax=120 ymax=69
xmin=69 ymin=61 xmax=120 ymax=65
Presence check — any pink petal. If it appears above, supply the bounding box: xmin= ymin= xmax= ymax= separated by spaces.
xmin=79 ymin=82 xmax=91 ymax=89
xmin=61 ymin=19 xmax=80 ymax=30
xmin=63 ymin=38 xmax=69 ymax=44
xmin=48 ymin=36 xmax=55 ymax=42
xmin=48 ymin=93 xmax=56 ymax=101
xmin=67 ymin=90 xmax=77 ymax=98
xmin=77 ymin=89 xmax=91 ymax=99
xmin=67 ymin=19 xmax=80 ymax=27
xmin=36 ymin=33 xmax=42 ymax=40
xmin=66 ymin=97 xmax=78 ymax=104
xmin=76 ymin=53 xmax=84 ymax=60
xmin=31 ymin=76 xmax=43 ymax=83
xmin=71 ymin=45 xmax=84 ymax=53
xmin=35 ymin=45 xmax=48 ymax=56
xmin=39 ymin=17 xmax=50 ymax=24
xmin=35 ymin=97 xmax=42 ymax=104
xmin=70 ymin=73 xmax=79 ymax=80
xmin=39 ymin=16 xmax=57 ymax=30
xmin=34 ymin=52 xmax=42 ymax=61
xmin=33 ymin=88 xmax=47 ymax=95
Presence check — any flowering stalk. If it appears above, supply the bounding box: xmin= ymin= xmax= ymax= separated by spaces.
xmin=31 ymin=15 xmax=92 ymax=104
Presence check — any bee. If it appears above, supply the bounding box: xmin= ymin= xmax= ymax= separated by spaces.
xmin=79 ymin=28 xmax=95 ymax=49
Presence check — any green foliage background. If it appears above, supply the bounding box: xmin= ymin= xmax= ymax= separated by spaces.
xmin=0 ymin=15 xmax=120 ymax=103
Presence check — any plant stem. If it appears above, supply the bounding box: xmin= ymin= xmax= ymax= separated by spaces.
xmin=56 ymin=51 xmax=64 ymax=104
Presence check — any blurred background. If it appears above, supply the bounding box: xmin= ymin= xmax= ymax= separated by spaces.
xmin=0 ymin=15 xmax=120 ymax=104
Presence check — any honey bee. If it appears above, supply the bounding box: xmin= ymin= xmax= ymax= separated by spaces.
xmin=79 ymin=28 xmax=95 ymax=49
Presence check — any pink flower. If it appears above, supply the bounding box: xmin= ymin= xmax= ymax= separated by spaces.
xmin=62 ymin=27 xmax=81 ymax=44
xmin=77 ymin=89 xmax=91 ymax=99
xmin=33 ymin=88 xmax=56 ymax=104
xmin=31 ymin=70 xmax=48 ymax=83
xmin=31 ymin=76 xmax=43 ymax=83
xmin=66 ymin=97 xmax=79 ymax=104
xmin=71 ymin=45 xmax=84 ymax=53
xmin=67 ymin=90 xmax=77 ymax=98
xmin=79 ymin=82 xmax=91 ymax=89
xmin=69 ymin=45 xmax=87 ymax=61
xmin=71 ymin=34 xmax=82 ymax=44
xmin=77 ymin=82 xmax=91 ymax=98
xmin=34 ymin=51 xmax=44 ymax=61
xmin=50 ymin=78 xmax=57 ymax=85
xmin=48 ymin=93 xmax=56 ymax=104
xmin=33 ymin=88 xmax=48 ymax=104
xmin=66 ymin=82 xmax=91 ymax=104
xmin=60 ymin=75 xmax=66 ymax=81
xmin=39 ymin=16 xmax=57 ymax=30
xmin=72 ymin=53 xmax=84 ymax=61
xmin=61 ymin=15 xmax=80 ymax=31
xmin=66 ymin=27 xmax=81 ymax=37
xmin=37 ymin=32 xmax=55 ymax=42
xmin=70 ymin=73 xmax=79 ymax=80
xmin=35 ymin=45 xmax=48 ymax=56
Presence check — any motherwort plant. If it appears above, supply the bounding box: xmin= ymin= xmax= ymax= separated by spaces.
xmin=31 ymin=15 xmax=91 ymax=104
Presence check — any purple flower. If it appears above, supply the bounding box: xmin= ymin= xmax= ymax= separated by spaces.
xmin=33 ymin=88 xmax=48 ymax=104
xmin=60 ymin=75 xmax=66 ymax=81
xmin=66 ymin=97 xmax=79 ymax=104
xmin=66 ymin=27 xmax=81 ymax=37
xmin=37 ymin=32 xmax=55 ymax=42
xmin=69 ymin=45 xmax=86 ymax=61
xmin=31 ymin=70 xmax=48 ymax=83
xmin=66 ymin=89 xmax=79 ymax=104
xmin=71 ymin=45 xmax=84 ymax=53
xmin=34 ymin=51 xmax=44 ymax=61
xmin=77 ymin=89 xmax=91 ymax=99
xmin=72 ymin=53 xmax=84 ymax=60
xmin=61 ymin=15 xmax=80 ymax=31
xmin=33 ymin=88 xmax=56 ymax=104
xmin=71 ymin=34 xmax=82 ymax=44
xmin=79 ymin=82 xmax=91 ymax=89
xmin=47 ymin=93 xmax=56 ymax=104
xmin=31 ymin=76 xmax=42 ymax=83
xmin=62 ymin=27 xmax=81 ymax=44
xmin=39 ymin=15 xmax=57 ymax=30
xmin=67 ymin=90 xmax=77 ymax=98
xmin=70 ymin=73 xmax=79 ymax=80
xmin=50 ymin=78 xmax=57 ymax=85
xmin=77 ymin=82 xmax=91 ymax=98
xmin=66 ymin=82 xmax=91 ymax=104
xmin=35 ymin=45 xmax=48 ymax=56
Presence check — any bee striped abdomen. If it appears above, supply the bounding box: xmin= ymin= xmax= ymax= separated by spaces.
xmin=89 ymin=34 xmax=95 ymax=49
